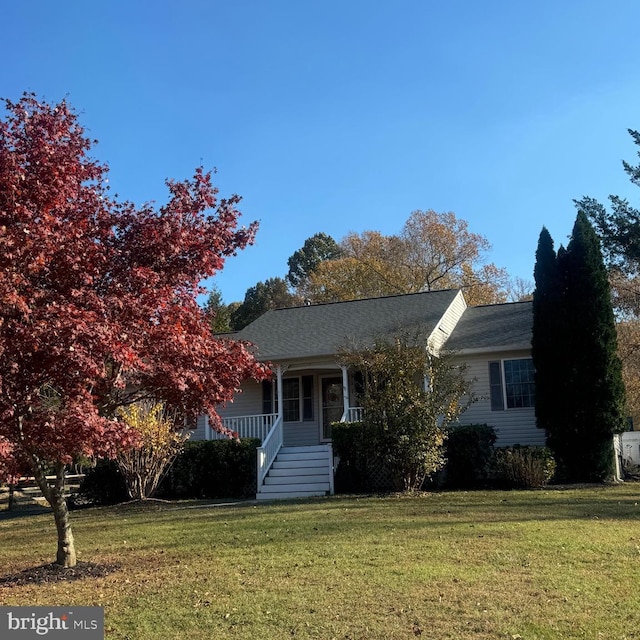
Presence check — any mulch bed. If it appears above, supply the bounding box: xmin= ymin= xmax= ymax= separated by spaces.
xmin=0 ymin=561 xmax=120 ymax=587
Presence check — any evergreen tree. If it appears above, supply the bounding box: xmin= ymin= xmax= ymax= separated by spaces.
xmin=532 ymin=227 xmax=563 ymax=435
xmin=560 ymin=212 xmax=626 ymax=480
xmin=575 ymin=129 xmax=640 ymax=427
xmin=535 ymin=213 xmax=626 ymax=481
xmin=203 ymin=285 xmax=233 ymax=333
xmin=230 ymin=277 xmax=302 ymax=330
xmin=286 ymin=232 xmax=342 ymax=290
xmin=575 ymin=129 xmax=640 ymax=271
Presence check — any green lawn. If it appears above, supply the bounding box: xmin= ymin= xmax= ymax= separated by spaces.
xmin=2 ymin=485 xmax=640 ymax=639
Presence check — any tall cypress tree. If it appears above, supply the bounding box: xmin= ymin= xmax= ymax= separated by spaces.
xmin=532 ymin=227 xmax=562 ymax=437
xmin=533 ymin=215 xmax=626 ymax=480
xmin=559 ymin=211 xmax=626 ymax=480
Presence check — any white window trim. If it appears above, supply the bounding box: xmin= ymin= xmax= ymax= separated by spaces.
xmin=489 ymin=358 xmax=535 ymax=411
xmin=279 ymin=375 xmax=314 ymax=423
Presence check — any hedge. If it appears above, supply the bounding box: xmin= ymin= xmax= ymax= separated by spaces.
xmin=159 ymin=438 xmax=260 ymax=499
xmin=77 ymin=438 xmax=260 ymax=505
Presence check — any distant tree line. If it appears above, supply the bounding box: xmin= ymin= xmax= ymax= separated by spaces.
xmin=207 ymin=212 xmax=533 ymax=331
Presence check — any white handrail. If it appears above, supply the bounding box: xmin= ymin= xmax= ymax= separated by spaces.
xmin=256 ymin=415 xmax=283 ymax=487
xmin=219 ymin=414 xmax=277 ymax=441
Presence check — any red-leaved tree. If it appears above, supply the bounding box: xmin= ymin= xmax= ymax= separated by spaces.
xmin=0 ymin=93 xmax=268 ymax=566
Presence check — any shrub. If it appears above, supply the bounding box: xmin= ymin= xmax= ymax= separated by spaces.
xmin=76 ymin=459 xmax=129 ymax=505
xmin=116 ymin=402 xmax=190 ymax=500
xmin=339 ymin=332 xmax=472 ymax=492
xmin=332 ymin=421 xmax=395 ymax=493
xmin=494 ymin=446 xmax=556 ymax=488
xmin=444 ymin=424 xmax=497 ymax=488
xmin=159 ymin=438 xmax=260 ymax=499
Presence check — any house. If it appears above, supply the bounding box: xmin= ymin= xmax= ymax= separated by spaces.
xmin=191 ymin=289 xmax=545 ymax=499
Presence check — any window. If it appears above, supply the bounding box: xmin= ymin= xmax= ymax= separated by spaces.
xmin=282 ymin=379 xmax=300 ymax=422
xmin=488 ymin=358 xmax=535 ymax=410
xmin=302 ymin=375 xmax=314 ymax=421
xmin=489 ymin=362 xmax=504 ymax=411
xmin=262 ymin=380 xmax=275 ymax=415
xmin=263 ymin=376 xmax=314 ymax=422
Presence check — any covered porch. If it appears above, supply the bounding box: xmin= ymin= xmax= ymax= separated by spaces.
xmin=208 ymin=363 xmax=363 ymax=499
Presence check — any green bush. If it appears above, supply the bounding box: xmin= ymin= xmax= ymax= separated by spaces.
xmin=78 ymin=440 xmax=260 ymax=503
xmin=332 ymin=421 xmax=395 ymax=493
xmin=493 ymin=446 xmax=556 ymax=489
xmin=76 ymin=459 xmax=129 ymax=505
xmin=159 ymin=438 xmax=260 ymax=499
xmin=444 ymin=424 xmax=497 ymax=488
xmin=339 ymin=335 xmax=470 ymax=492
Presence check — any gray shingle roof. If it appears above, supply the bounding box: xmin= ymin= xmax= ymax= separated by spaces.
xmin=446 ymin=300 xmax=533 ymax=352
xmin=234 ymin=289 xmax=461 ymax=361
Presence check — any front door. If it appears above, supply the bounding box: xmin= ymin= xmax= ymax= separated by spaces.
xmin=321 ymin=376 xmax=344 ymax=441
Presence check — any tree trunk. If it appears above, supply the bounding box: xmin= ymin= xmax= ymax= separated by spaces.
xmin=51 ymin=487 xmax=76 ymax=567
xmin=32 ymin=460 xmax=77 ymax=567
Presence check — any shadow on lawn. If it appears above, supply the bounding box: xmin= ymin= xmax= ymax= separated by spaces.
xmin=0 ymin=504 xmax=51 ymax=521
xmin=80 ymin=484 xmax=640 ymax=548
xmin=2 ymin=485 xmax=639 ymax=534
xmin=250 ymin=485 xmax=640 ymax=528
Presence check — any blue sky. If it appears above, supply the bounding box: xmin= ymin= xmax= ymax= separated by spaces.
xmin=4 ymin=1 xmax=640 ymax=303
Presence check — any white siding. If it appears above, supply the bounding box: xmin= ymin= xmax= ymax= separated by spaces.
xmin=620 ymin=432 xmax=640 ymax=465
xmin=457 ymin=350 xmax=545 ymax=447
xmin=217 ymin=380 xmax=263 ymax=420
xmin=216 ymin=374 xmax=324 ymax=446
xmin=283 ymin=422 xmax=321 ymax=447
xmin=191 ymin=381 xmax=264 ymax=441
xmin=190 ymin=415 xmax=208 ymax=441
xmin=430 ymin=290 xmax=467 ymax=353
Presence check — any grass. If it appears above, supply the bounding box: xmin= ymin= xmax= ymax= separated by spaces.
xmin=2 ymin=485 xmax=640 ymax=639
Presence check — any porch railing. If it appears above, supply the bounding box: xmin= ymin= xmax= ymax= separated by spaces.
xmin=257 ymin=415 xmax=283 ymax=488
xmin=219 ymin=413 xmax=278 ymax=441
xmin=343 ymin=407 xmax=364 ymax=423
xmin=218 ymin=408 xmax=362 ymax=491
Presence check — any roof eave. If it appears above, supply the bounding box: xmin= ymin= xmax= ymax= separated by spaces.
xmin=446 ymin=342 xmax=532 ymax=356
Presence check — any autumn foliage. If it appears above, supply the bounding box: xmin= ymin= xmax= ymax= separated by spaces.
xmin=116 ymin=402 xmax=189 ymax=501
xmin=0 ymin=93 xmax=267 ymax=565
xmin=304 ymin=211 xmax=511 ymax=305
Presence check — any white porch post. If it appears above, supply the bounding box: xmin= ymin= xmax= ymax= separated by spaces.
xmin=276 ymin=364 xmax=284 ymax=425
xmin=204 ymin=414 xmax=212 ymax=440
xmin=341 ymin=365 xmax=350 ymax=420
